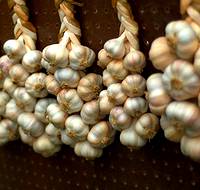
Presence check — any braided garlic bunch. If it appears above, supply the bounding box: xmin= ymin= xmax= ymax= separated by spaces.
xmin=148 ymin=0 xmax=200 ymax=161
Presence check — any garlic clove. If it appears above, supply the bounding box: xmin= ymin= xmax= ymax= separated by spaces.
xmin=45 ymin=75 xmax=61 ymax=96
xmin=19 ymin=127 xmax=35 ymax=146
xmin=61 ymin=130 xmax=76 ymax=148
xmin=97 ymin=49 xmax=112 ymax=69
xmin=3 ymin=77 xmax=17 ymax=97
xmin=103 ymin=69 xmax=120 ymax=87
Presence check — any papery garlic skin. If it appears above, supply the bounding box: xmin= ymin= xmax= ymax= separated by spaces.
xmin=41 ymin=58 xmax=57 ymax=74
xmin=80 ymin=100 xmax=100 ymax=125
xmin=3 ymin=77 xmax=17 ymax=96
xmin=122 ymin=74 xmax=146 ymax=98
xmin=135 ymin=113 xmax=159 ymax=139
xmin=194 ymin=47 xmax=200 ymax=75
xmin=35 ymin=98 xmax=57 ymax=123
xmin=45 ymin=123 xmax=61 ymax=145
xmin=77 ymin=73 xmax=102 ymax=101
xmin=22 ymin=50 xmax=42 ymax=73
xmin=18 ymin=113 xmax=44 ymax=138
xmin=109 ymin=107 xmax=132 ymax=131
xmin=0 ymin=91 xmax=10 ymax=116
xmin=97 ymin=49 xmax=112 ymax=69
xmin=123 ymin=50 xmax=146 ymax=73
xmin=87 ymin=121 xmax=115 ymax=148
xmin=46 ymin=103 xmax=68 ymax=129
xmin=25 ymin=73 xmax=48 ymax=98
xmin=162 ymin=60 xmax=200 ymax=100
xmin=103 ymin=69 xmax=119 ymax=87
xmin=124 ymin=97 xmax=148 ymax=117
xmin=69 ymin=45 xmax=95 ymax=70
xmin=54 ymin=67 xmax=80 ymax=88
xmin=61 ymin=130 xmax=76 ymax=148
xmin=57 ymin=89 xmax=83 ymax=114
xmin=65 ymin=115 xmax=89 ymax=141
xmin=0 ymin=119 xmax=18 ymax=145
xmin=19 ymin=127 xmax=35 ymax=146
xmin=0 ymin=55 xmax=15 ymax=76
xmin=107 ymin=83 xmax=127 ymax=105
xmin=74 ymin=141 xmax=103 ymax=159
xmin=45 ymin=75 xmax=61 ymax=96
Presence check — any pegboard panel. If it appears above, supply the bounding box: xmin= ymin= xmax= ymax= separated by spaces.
xmin=1 ymin=0 xmax=200 ymax=190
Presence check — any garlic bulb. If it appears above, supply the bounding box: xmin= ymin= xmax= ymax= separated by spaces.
xmin=107 ymin=60 xmax=128 ymax=80
xmin=9 ymin=64 xmax=29 ymax=86
xmin=3 ymin=39 xmax=26 ymax=60
xmin=61 ymin=130 xmax=76 ymax=148
xmin=99 ymin=90 xmax=115 ymax=115
xmin=146 ymin=73 xmax=171 ymax=115
xmin=80 ymin=100 xmax=100 ymax=125
xmin=0 ymin=91 xmax=10 ymax=116
xmin=162 ymin=60 xmax=200 ymax=100
xmin=17 ymin=113 xmax=44 ymax=137
xmin=35 ymin=98 xmax=57 ymax=123
xmin=45 ymin=75 xmax=61 ymax=96
xmin=149 ymin=37 xmax=176 ymax=71
xmin=181 ymin=135 xmax=200 ymax=161
xmin=41 ymin=58 xmax=57 ymax=74
xmin=22 ymin=50 xmax=42 ymax=73
xmin=160 ymin=114 xmax=184 ymax=142
xmin=124 ymin=97 xmax=148 ymax=117
xmin=87 ymin=121 xmax=115 ymax=148
xmin=109 ymin=107 xmax=132 ymax=131
xmin=45 ymin=123 xmax=61 ymax=145
xmin=57 ymin=89 xmax=83 ymax=114
xmin=54 ymin=67 xmax=80 ymax=88
xmin=69 ymin=45 xmax=95 ymax=70
xmin=104 ymin=34 xmax=125 ymax=59
xmin=46 ymin=103 xmax=68 ymax=129
xmin=33 ymin=134 xmax=61 ymax=157
xmin=123 ymin=50 xmax=146 ymax=73
xmin=77 ymin=73 xmax=102 ymax=101
xmin=120 ymin=122 xmax=147 ymax=150
xmin=194 ymin=47 xmax=200 ymax=75
xmin=135 ymin=113 xmax=159 ymax=139
xmin=0 ymin=55 xmax=15 ymax=76
xmin=25 ymin=73 xmax=48 ymax=98
xmin=122 ymin=74 xmax=146 ymax=97
xmin=107 ymin=83 xmax=127 ymax=105
xmin=65 ymin=115 xmax=89 ymax=141
xmin=13 ymin=87 xmax=36 ymax=112
xmin=19 ymin=127 xmax=35 ymax=146
xmin=5 ymin=99 xmax=23 ymax=121
xmin=74 ymin=141 xmax=103 ymax=159
xmin=103 ymin=69 xmax=119 ymax=87
xmin=0 ymin=119 xmax=18 ymax=145
xmin=165 ymin=20 xmax=199 ymax=59
xmin=42 ymin=44 xmax=69 ymax=68
xmin=97 ymin=49 xmax=112 ymax=69
xmin=3 ymin=77 xmax=17 ymax=96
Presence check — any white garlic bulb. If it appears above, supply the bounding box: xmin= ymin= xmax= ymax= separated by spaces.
xmin=99 ymin=90 xmax=115 ymax=115
xmin=25 ymin=73 xmax=48 ymax=98
xmin=74 ymin=141 xmax=103 ymax=159
xmin=162 ymin=60 xmax=200 ymax=100
xmin=18 ymin=113 xmax=44 ymax=137
xmin=97 ymin=49 xmax=112 ymax=69
xmin=109 ymin=107 xmax=132 ymax=131
xmin=13 ymin=87 xmax=36 ymax=112
xmin=19 ymin=127 xmax=35 ymax=146
xmin=35 ymin=98 xmax=57 ymax=123
xmin=65 ymin=115 xmax=89 ymax=141
xmin=33 ymin=134 xmax=61 ymax=157
xmin=107 ymin=83 xmax=127 ymax=105
xmin=107 ymin=60 xmax=128 ymax=80
xmin=194 ymin=47 xmax=200 ymax=75
xmin=103 ymin=69 xmax=119 ymax=87
xmin=9 ymin=64 xmax=29 ymax=86
xmin=0 ymin=119 xmax=18 ymax=145
xmin=3 ymin=39 xmax=26 ymax=60
xmin=46 ymin=103 xmax=68 ymax=129
xmin=123 ymin=50 xmax=146 ymax=73
xmin=3 ymin=77 xmax=17 ymax=96
xmin=77 ymin=73 xmax=102 ymax=101
xmin=124 ymin=97 xmax=148 ymax=117
xmin=60 ymin=130 xmax=76 ymax=148
xmin=54 ymin=67 xmax=80 ymax=88
xmin=45 ymin=123 xmax=61 ymax=145
xmin=122 ymin=74 xmax=146 ymax=97
xmin=135 ymin=113 xmax=159 ymax=139
xmin=57 ymin=89 xmax=83 ymax=114
xmin=41 ymin=58 xmax=57 ymax=74
xmin=0 ymin=91 xmax=10 ymax=116
xmin=22 ymin=50 xmax=42 ymax=73
xmin=80 ymin=100 xmax=100 ymax=125
xmin=5 ymin=99 xmax=23 ymax=121
xmin=87 ymin=121 xmax=115 ymax=148
xmin=120 ymin=122 xmax=147 ymax=150
xmin=0 ymin=55 xmax=15 ymax=76
xmin=69 ymin=45 xmax=95 ymax=70
xmin=45 ymin=75 xmax=61 ymax=96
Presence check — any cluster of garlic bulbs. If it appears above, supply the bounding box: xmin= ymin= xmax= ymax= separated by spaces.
xmin=148 ymin=0 xmax=200 ymax=161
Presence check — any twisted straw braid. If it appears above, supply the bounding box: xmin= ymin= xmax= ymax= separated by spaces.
xmin=8 ymin=0 xmax=37 ymax=51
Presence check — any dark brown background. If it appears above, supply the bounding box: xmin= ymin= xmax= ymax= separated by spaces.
xmin=0 ymin=0 xmax=200 ymax=190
